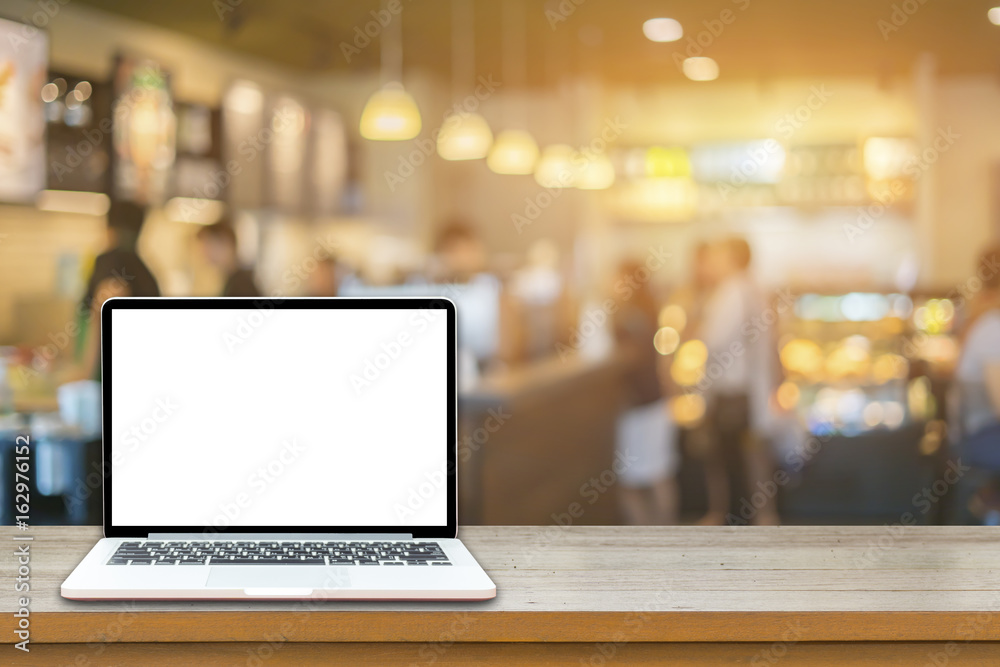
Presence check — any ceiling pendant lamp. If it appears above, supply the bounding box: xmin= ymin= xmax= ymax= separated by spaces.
xmin=488 ymin=130 xmax=540 ymax=175
xmin=437 ymin=0 xmax=493 ymax=160
xmin=488 ymin=0 xmax=538 ymax=175
xmin=360 ymin=83 xmax=421 ymax=140
xmin=576 ymin=153 xmax=616 ymax=190
xmin=534 ymin=143 xmax=576 ymax=187
xmin=359 ymin=1 xmax=421 ymax=141
xmin=438 ymin=112 xmax=493 ymax=160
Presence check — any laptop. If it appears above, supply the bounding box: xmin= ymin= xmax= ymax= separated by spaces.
xmin=62 ymin=296 xmax=496 ymax=601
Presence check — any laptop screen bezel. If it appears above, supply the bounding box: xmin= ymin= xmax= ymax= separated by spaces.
xmin=101 ymin=296 xmax=458 ymax=539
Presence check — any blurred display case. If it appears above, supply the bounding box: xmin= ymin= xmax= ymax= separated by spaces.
xmin=776 ymin=290 xmax=959 ymax=438
xmin=43 ymin=71 xmax=112 ymax=195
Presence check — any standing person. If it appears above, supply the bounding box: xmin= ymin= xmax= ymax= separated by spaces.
xmin=953 ymin=244 xmax=1000 ymax=522
xmin=670 ymin=241 xmax=714 ymax=332
xmin=74 ymin=200 xmax=161 ymax=380
xmin=196 ymin=221 xmax=261 ymax=297
xmin=697 ymin=237 xmax=780 ymax=525
xmin=613 ymin=261 xmax=680 ymax=525
xmin=666 ymin=241 xmax=729 ymax=525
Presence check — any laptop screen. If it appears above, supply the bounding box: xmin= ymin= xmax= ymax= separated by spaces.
xmin=105 ymin=299 xmax=453 ymax=534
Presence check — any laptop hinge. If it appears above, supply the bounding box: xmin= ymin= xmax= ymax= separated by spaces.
xmin=147 ymin=533 xmax=414 ymax=540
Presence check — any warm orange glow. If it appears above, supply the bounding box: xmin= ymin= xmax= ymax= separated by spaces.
xmin=653 ymin=327 xmax=680 ymax=355
xmin=643 ymin=18 xmax=683 ymax=43
xmin=872 ymin=354 xmax=908 ymax=384
xmin=670 ymin=394 xmax=706 ymax=426
xmin=682 ymin=57 xmax=719 ymax=81
xmin=670 ymin=340 xmax=707 ymax=385
xmin=780 ymin=339 xmax=824 ymax=377
xmin=776 ymin=381 xmax=801 ymax=410
xmin=658 ymin=304 xmax=687 ymax=332
xmin=487 ymin=130 xmax=540 ymax=175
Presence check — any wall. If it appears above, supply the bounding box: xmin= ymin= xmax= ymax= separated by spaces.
xmin=930 ymin=75 xmax=1000 ymax=287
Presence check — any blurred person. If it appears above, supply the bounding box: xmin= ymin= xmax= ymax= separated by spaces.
xmin=429 ymin=220 xmax=488 ymax=284
xmin=306 ymin=256 xmax=343 ymax=297
xmin=697 ymin=237 xmax=780 ymax=526
xmin=196 ymin=221 xmax=261 ymax=297
xmin=665 ymin=241 xmax=729 ymax=524
xmin=72 ymin=200 xmax=161 ymax=381
xmin=612 ymin=260 xmax=679 ymax=525
xmin=669 ymin=241 xmax=714 ymax=332
xmin=952 ymin=244 xmax=1000 ymax=522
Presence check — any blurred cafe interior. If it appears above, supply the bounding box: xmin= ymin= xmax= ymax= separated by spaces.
xmin=2 ymin=0 xmax=1000 ymax=527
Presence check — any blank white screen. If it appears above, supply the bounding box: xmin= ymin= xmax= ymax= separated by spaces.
xmin=109 ymin=305 xmax=449 ymax=528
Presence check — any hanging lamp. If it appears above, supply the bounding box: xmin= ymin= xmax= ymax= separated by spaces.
xmin=437 ymin=0 xmax=493 ymax=160
xmin=487 ymin=0 xmax=538 ymax=174
xmin=360 ymin=1 xmax=422 ymax=141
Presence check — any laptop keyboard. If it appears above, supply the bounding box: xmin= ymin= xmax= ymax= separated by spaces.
xmin=107 ymin=541 xmax=452 ymax=566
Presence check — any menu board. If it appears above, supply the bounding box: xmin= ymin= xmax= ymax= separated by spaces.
xmin=0 ymin=18 xmax=48 ymax=202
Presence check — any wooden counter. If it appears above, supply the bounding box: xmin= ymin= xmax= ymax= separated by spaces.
xmin=458 ymin=353 xmax=627 ymax=525
xmin=5 ymin=526 xmax=1000 ymax=664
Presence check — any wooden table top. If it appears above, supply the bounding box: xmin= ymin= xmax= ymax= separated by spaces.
xmin=6 ymin=525 xmax=1000 ymax=644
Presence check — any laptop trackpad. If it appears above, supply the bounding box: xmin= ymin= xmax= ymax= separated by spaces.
xmin=207 ymin=567 xmax=353 ymax=590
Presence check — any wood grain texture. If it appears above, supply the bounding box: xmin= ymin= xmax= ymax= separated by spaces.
xmin=5 ymin=526 xmax=1000 ymax=645
xmin=11 ymin=642 xmax=1000 ymax=666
